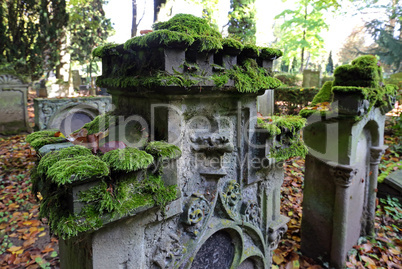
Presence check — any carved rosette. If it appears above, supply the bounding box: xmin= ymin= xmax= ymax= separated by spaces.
xmin=370 ymin=146 xmax=386 ymax=165
xmin=329 ymin=163 xmax=357 ymax=188
xmin=182 ymin=195 xmax=210 ymax=225
xmin=241 ymin=200 xmax=261 ymax=228
xmin=267 ymin=222 xmax=288 ymax=250
xmin=152 ymin=232 xmax=185 ymax=269
xmin=221 ymin=180 xmax=242 ymax=219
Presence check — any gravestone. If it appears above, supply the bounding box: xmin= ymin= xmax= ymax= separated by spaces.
xmin=30 ymin=14 xmax=289 ymax=269
xmin=34 ymin=96 xmax=112 ymax=135
xmin=378 ymin=170 xmax=402 ymax=202
xmin=257 ymin=90 xmax=274 ymax=116
xmin=301 ymin=55 xmax=396 ymax=268
xmin=0 ymin=74 xmax=31 ymax=135
xmin=302 ymin=69 xmax=320 ymax=88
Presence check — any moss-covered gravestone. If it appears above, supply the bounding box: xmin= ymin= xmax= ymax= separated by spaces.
xmin=300 ymin=55 xmax=397 ymax=269
xmin=27 ymin=14 xmax=302 ymax=269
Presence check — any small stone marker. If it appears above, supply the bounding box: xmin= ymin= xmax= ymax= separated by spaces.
xmin=378 ymin=170 xmax=402 ymax=202
xmin=0 ymin=74 xmax=31 ymax=135
xmin=302 ymin=69 xmax=320 ymax=88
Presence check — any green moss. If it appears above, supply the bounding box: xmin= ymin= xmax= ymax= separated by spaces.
xmin=92 ymin=43 xmax=120 ymax=58
xmin=26 ymin=130 xmax=58 ymax=143
xmin=29 ymin=136 xmax=66 ymax=152
xmin=212 ymin=73 xmax=230 ymax=87
xmin=145 ymin=141 xmax=181 ymax=160
xmin=241 ymin=44 xmax=260 ymax=57
xmin=257 ymin=115 xmax=306 ymax=136
xmin=311 ymin=81 xmax=333 ymax=105
xmin=333 ymin=55 xmax=382 ymax=88
xmin=259 ymin=47 xmax=283 ymax=60
xmin=102 ymin=147 xmax=154 ymax=172
xmin=124 ymin=30 xmax=194 ymax=50
xmin=191 ymin=35 xmax=222 ymax=52
xmin=40 ymin=174 xmax=177 ymax=239
xmin=221 ymin=38 xmax=244 ymax=50
xmin=153 ymin=13 xmax=221 ymax=38
xmin=46 ymin=155 xmax=109 ymax=186
xmin=269 ymin=140 xmax=308 ymax=163
xmin=227 ymin=59 xmax=282 ymax=92
xmin=37 ymin=145 xmax=92 ymax=176
xmin=78 ymin=112 xmax=116 ymax=135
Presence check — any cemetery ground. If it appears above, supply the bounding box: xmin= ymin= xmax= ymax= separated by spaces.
xmin=0 ymin=92 xmax=401 ymax=268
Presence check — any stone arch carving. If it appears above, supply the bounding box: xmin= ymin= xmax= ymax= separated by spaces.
xmin=47 ymin=103 xmax=100 ymax=135
xmin=0 ymin=74 xmax=23 ymax=85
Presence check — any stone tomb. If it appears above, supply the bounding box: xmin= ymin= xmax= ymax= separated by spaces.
xmin=34 ymin=96 xmax=112 ymax=135
xmin=31 ymin=14 xmax=289 ymax=269
xmin=0 ymin=74 xmax=31 ymax=135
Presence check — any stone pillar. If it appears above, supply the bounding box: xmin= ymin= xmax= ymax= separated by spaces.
xmin=329 ymin=163 xmax=357 ymax=268
xmin=366 ymin=146 xmax=387 ymax=234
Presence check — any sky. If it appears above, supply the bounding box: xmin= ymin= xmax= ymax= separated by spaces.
xmin=103 ymin=0 xmax=376 ymax=64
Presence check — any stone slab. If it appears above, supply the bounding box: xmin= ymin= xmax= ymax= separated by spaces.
xmin=378 ymin=170 xmax=402 ymax=202
xmin=0 ymin=74 xmax=30 ymax=135
xmin=38 ymin=142 xmax=74 ymax=156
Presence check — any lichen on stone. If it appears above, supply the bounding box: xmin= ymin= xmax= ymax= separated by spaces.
xmin=102 ymin=147 xmax=154 ymax=172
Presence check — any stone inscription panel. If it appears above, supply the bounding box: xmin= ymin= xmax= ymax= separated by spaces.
xmin=191 ymin=231 xmax=235 ymax=269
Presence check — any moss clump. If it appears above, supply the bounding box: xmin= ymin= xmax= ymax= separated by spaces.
xmin=92 ymin=43 xmax=120 ymax=58
xmin=270 ymin=140 xmax=308 ymax=162
xmin=153 ymin=13 xmax=221 ymax=38
xmin=333 ymin=55 xmax=383 ymax=88
xmin=37 ymin=145 xmax=92 ymax=176
xmin=102 ymin=147 xmax=154 ymax=172
xmin=26 ymin=130 xmax=66 ymax=151
xmin=79 ymin=112 xmax=116 ymax=135
xmin=259 ymin=47 xmax=283 ymax=60
xmin=221 ymin=38 xmax=244 ymax=51
xmin=145 ymin=141 xmax=181 ymax=160
xmin=257 ymin=115 xmax=306 ymax=136
xmin=124 ymin=30 xmax=194 ymax=50
xmin=191 ymin=35 xmax=222 ymax=52
xmin=241 ymin=44 xmax=260 ymax=58
xmin=311 ymin=81 xmax=333 ymax=105
xmin=47 ymin=155 xmax=109 ymax=186
xmin=227 ymin=59 xmax=282 ymax=92
xmin=42 ymin=174 xmax=177 ymax=239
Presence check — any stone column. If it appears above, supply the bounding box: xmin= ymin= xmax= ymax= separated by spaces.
xmin=329 ymin=163 xmax=357 ymax=269
xmin=366 ymin=146 xmax=387 ymax=234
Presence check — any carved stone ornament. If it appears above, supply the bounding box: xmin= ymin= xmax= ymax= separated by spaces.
xmin=0 ymin=74 xmax=23 ymax=85
xmin=221 ymin=180 xmax=242 ymax=218
xmin=190 ymin=133 xmax=234 ymax=155
xmin=152 ymin=232 xmax=185 ymax=269
xmin=182 ymin=195 xmax=211 ymax=226
xmin=370 ymin=146 xmax=387 ymax=165
xmin=328 ymin=163 xmax=358 ymax=188
xmin=241 ymin=200 xmax=261 ymax=228
xmin=267 ymin=223 xmax=288 ymax=250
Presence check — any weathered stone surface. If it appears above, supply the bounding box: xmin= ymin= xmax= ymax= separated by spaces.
xmin=257 ymin=90 xmax=274 ymax=116
xmin=34 ymin=96 xmax=112 ymax=135
xmin=302 ymin=69 xmax=320 ymax=88
xmin=38 ymin=142 xmax=74 ymax=156
xmin=191 ymin=231 xmax=235 ymax=269
xmin=0 ymin=74 xmax=30 ymax=135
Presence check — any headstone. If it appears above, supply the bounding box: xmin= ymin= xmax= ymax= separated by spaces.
xmin=34 ymin=96 xmax=112 ymax=135
xmin=257 ymin=90 xmax=274 ymax=116
xmin=378 ymin=170 xmax=402 ymax=202
xmin=72 ymin=70 xmax=81 ymax=91
xmin=302 ymin=69 xmax=320 ymax=88
xmin=0 ymin=74 xmax=31 ymax=135
xmin=301 ymin=55 xmax=396 ymax=268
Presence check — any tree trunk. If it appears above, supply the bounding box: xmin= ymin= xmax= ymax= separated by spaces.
xmin=131 ymin=0 xmax=137 ymax=37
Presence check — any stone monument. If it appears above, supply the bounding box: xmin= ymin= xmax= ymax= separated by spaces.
xmin=0 ymin=74 xmax=31 ymax=135
xmin=302 ymin=69 xmax=320 ymax=88
xmin=300 ymin=55 xmax=397 ymax=268
xmin=28 ymin=14 xmax=295 ymax=269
